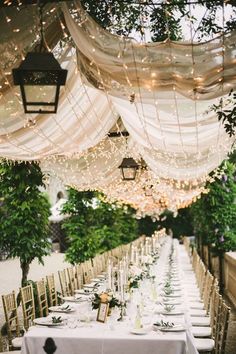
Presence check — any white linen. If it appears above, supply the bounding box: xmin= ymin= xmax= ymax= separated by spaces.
xmin=21 ymin=237 xmax=199 ymax=354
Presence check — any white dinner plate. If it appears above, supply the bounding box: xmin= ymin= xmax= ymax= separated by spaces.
xmin=49 ymin=306 xmax=75 ymax=313
xmin=163 ymin=301 xmax=182 ymax=306
xmin=161 ymin=310 xmax=184 ymax=315
xmin=163 ymin=294 xmax=182 ymax=298
xmin=160 ymin=325 xmax=186 ymax=332
xmin=84 ymin=283 xmax=98 ymax=288
xmin=75 ymin=289 xmax=94 ymax=295
xmin=130 ymin=328 xmax=149 ymax=335
xmin=97 ymin=274 xmax=106 ymax=279
xmin=33 ymin=317 xmax=64 ymax=326
xmin=91 ymin=278 xmax=103 ymax=283
xmin=62 ymin=296 xmax=86 ymax=302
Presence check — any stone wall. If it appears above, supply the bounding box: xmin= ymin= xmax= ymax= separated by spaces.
xmin=224 ymin=252 xmax=236 ymax=308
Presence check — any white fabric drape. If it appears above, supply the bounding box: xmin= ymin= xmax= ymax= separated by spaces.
xmin=0 ymin=1 xmax=234 ymax=211
xmin=63 ymin=1 xmax=236 ymax=101
xmin=0 ymin=47 xmax=117 ymax=160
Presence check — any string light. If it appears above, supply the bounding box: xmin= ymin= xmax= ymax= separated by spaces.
xmin=0 ymin=0 xmax=234 ymax=215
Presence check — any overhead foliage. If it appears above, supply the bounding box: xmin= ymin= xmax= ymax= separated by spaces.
xmin=190 ymin=160 xmax=236 ymax=253
xmin=81 ymin=0 xmax=236 ymax=42
xmin=0 ymin=161 xmax=51 ymax=286
xmin=61 ymin=189 xmax=138 ymax=264
xmin=210 ymin=90 xmax=236 ymax=137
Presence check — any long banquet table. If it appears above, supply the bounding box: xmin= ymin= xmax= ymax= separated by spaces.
xmin=21 ymin=238 xmax=199 ymax=354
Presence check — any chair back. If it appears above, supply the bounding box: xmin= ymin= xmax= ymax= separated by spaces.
xmin=210 ymin=289 xmax=222 ymax=338
xmin=46 ymin=274 xmax=58 ymax=307
xmin=2 ymin=291 xmax=20 ymax=346
xmin=67 ymin=267 xmax=76 ymax=293
xmin=58 ymin=270 xmax=70 ymax=297
xmin=215 ymin=301 xmax=230 ymax=354
xmin=20 ymin=284 xmax=35 ymax=330
xmin=36 ymin=279 xmax=48 ymax=317
xmin=202 ymin=270 xmax=214 ymax=313
xmin=74 ymin=265 xmax=83 ymax=290
xmin=0 ymin=332 xmax=3 ymax=352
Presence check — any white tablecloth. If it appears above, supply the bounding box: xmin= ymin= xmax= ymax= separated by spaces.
xmin=21 ymin=238 xmax=198 ymax=354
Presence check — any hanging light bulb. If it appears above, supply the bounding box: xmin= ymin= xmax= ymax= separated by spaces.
xmin=12 ymin=2 xmax=67 ymax=114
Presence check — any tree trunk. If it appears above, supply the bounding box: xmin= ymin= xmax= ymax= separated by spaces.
xmin=1 ymin=261 xmax=28 ymax=335
xmin=20 ymin=261 xmax=30 ymax=287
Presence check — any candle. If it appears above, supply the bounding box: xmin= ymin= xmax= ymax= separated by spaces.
xmin=119 ymin=269 xmax=124 ymax=302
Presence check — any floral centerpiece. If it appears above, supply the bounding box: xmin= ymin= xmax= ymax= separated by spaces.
xmin=91 ymin=291 xmax=120 ymax=311
xmin=128 ymin=265 xmax=146 ymax=290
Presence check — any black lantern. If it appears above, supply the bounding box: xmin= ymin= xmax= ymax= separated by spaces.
xmin=118 ymin=157 xmax=139 ymax=181
xmin=13 ymin=53 xmax=67 ymax=113
xmin=144 ymin=185 xmax=153 ymax=197
xmin=12 ymin=4 xmax=67 ymax=114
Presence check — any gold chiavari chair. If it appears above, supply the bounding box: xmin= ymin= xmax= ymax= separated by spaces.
xmin=0 ymin=334 xmax=2 ymax=353
xmin=67 ymin=267 xmax=76 ymax=293
xmin=209 ymin=287 xmax=222 ymax=338
xmin=0 ymin=332 xmax=21 ymax=354
xmin=82 ymin=261 xmax=94 ymax=284
xmin=194 ymin=298 xmax=231 ymax=353
xmin=74 ymin=264 xmax=83 ymax=290
xmin=20 ymin=284 xmax=35 ymax=331
xmin=46 ymin=274 xmax=58 ymax=307
xmin=2 ymin=291 xmax=22 ymax=349
xmin=58 ymin=269 xmax=71 ymax=297
xmin=191 ymin=283 xmax=221 ymax=338
xmin=36 ymin=279 xmax=48 ymax=317
xmin=203 ymin=272 xmax=214 ymax=313
xmin=215 ymin=301 xmax=230 ymax=354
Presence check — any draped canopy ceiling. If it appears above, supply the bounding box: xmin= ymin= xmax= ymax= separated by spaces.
xmin=0 ymin=1 xmax=235 ymax=216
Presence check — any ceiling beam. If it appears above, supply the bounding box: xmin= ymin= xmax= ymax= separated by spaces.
xmin=107 ymin=132 xmax=129 ymax=138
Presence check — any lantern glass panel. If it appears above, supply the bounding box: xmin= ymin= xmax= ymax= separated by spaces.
xmin=122 ymin=167 xmax=137 ymax=180
xmin=24 ymin=85 xmax=57 ymax=104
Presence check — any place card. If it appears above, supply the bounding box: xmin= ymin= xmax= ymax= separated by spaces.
xmin=97 ymin=302 xmax=109 ymax=323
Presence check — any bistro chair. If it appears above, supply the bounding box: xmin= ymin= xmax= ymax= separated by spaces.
xmin=20 ymin=284 xmax=35 ymax=331
xmin=36 ymin=279 xmax=49 ymax=317
xmin=46 ymin=274 xmax=58 ymax=307
xmin=2 ymin=291 xmax=22 ymax=350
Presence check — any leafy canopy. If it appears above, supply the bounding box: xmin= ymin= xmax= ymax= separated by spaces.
xmin=81 ymin=0 xmax=236 ymax=42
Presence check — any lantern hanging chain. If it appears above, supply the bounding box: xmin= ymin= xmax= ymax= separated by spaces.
xmin=38 ymin=1 xmax=46 ymax=52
